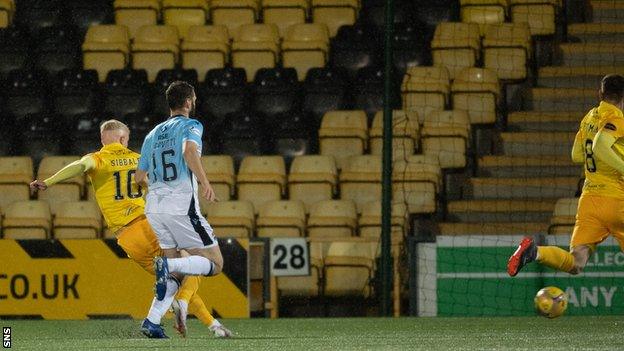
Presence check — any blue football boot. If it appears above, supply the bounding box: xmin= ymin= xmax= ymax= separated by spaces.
xmin=140 ymin=318 xmax=169 ymax=339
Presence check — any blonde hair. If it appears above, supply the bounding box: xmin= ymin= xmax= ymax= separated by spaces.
xmin=100 ymin=119 xmax=130 ymax=134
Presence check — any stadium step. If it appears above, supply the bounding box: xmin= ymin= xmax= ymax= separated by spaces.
xmin=524 ymin=88 xmax=596 ymax=112
xmin=477 ymin=156 xmax=581 ymax=178
xmin=567 ymin=23 xmax=624 ymax=43
xmin=558 ymin=43 xmax=624 ymax=67
xmin=438 ymin=222 xmax=550 ymax=235
xmin=506 ymin=111 xmax=579 ymax=132
xmin=537 ymin=66 xmax=622 ymax=89
xmin=499 ymin=132 xmax=576 ymax=156
xmin=465 ymin=177 xmax=580 ymax=199
xmin=446 ymin=200 xmax=555 ymax=223
xmin=588 ymin=0 xmax=624 ymax=24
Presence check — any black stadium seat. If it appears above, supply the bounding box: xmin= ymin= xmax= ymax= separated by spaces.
xmin=5 ymin=69 xmax=50 ymax=121
xmin=34 ymin=26 xmax=81 ymax=77
xmin=270 ymin=111 xmax=315 ymax=167
xmin=0 ymin=28 xmax=31 ymax=78
xmin=392 ymin=22 xmax=430 ymax=76
xmin=0 ymin=111 xmax=16 ymax=155
xmin=21 ymin=113 xmax=66 ymax=163
xmin=65 ymin=0 xmax=114 ymax=37
xmin=14 ymin=0 xmax=66 ymax=36
xmin=252 ymin=67 xmax=300 ymax=123
xmin=123 ymin=113 xmax=160 ymax=152
xmin=70 ymin=113 xmax=104 ymax=156
xmin=303 ymin=67 xmax=350 ymax=127
xmin=330 ymin=24 xmax=381 ymax=80
xmin=53 ymin=69 xmax=100 ymax=117
xmin=412 ymin=0 xmax=460 ymax=34
xmin=199 ymin=67 xmax=248 ymax=130
xmin=353 ymin=66 xmax=401 ymax=123
xmin=152 ymin=69 xmax=199 ymax=117
xmin=104 ymin=69 xmax=150 ymax=119
xmin=360 ymin=0 xmax=417 ymax=29
xmin=215 ymin=111 xmax=269 ymax=169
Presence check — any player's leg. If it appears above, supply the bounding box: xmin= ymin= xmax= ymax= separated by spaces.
xmin=116 ymin=218 xmax=161 ymax=274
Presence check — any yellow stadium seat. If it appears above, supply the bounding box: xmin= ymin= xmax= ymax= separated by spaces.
xmin=114 ymin=0 xmax=160 ymax=39
xmin=262 ymin=0 xmax=309 ymax=37
xmin=210 ymin=0 xmax=258 ymax=35
xmin=510 ymin=0 xmax=559 ymax=36
xmin=0 ymin=156 xmax=33 ymax=210
xmin=324 ymin=241 xmax=377 ymax=297
xmin=288 ymin=155 xmax=337 ymax=212
xmin=358 ymin=201 xmax=408 ymax=244
xmin=37 ymin=156 xmax=84 ymax=215
xmin=339 ymin=155 xmax=381 ymax=213
xmin=162 ymin=0 xmax=208 ymax=39
xmin=549 ymin=197 xmax=578 ymax=234
xmin=431 ymin=22 xmax=481 ymax=79
xmin=3 ymin=201 xmax=51 ymax=239
xmin=307 ymin=200 xmax=357 ymax=238
xmin=278 ymin=241 xmax=324 ymax=296
xmin=206 ymin=200 xmax=255 ymax=238
xmin=401 ymin=66 xmax=450 ymax=119
xmin=282 ymin=23 xmax=330 ymax=81
xmin=421 ymin=110 xmax=471 ymax=169
xmin=200 ymin=156 xmax=235 ymax=210
xmin=54 ymin=201 xmax=102 ymax=239
xmin=393 ymin=155 xmax=441 ymax=214
xmin=311 ymin=0 xmax=358 ymax=37
xmin=460 ymin=0 xmax=508 ymax=35
xmin=319 ymin=110 xmax=368 ymax=170
xmin=369 ymin=110 xmax=419 ymax=160
xmin=0 ymin=0 xmax=14 ymax=28
xmin=237 ymin=156 xmax=286 ymax=213
xmin=483 ymin=22 xmax=531 ymax=80
xmin=451 ymin=67 xmax=500 ymax=124
xmin=182 ymin=25 xmax=230 ymax=81
xmin=132 ymin=25 xmax=180 ymax=82
xmin=82 ymin=25 xmax=130 ymax=82
xmin=232 ymin=24 xmax=280 ymax=81
xmin=257 ymin=200 xmax=306 ymax=237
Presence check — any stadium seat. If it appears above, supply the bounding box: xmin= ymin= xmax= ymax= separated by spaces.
xmin=421 ymin=110 xmax=470 ymax=169
xmin=549 ymin=197 xmax=578 ymax=234
xmin=82 ymin=25 xmax=130 ymax=82
xmin=340 ymin=155 xmax=382 ymax=213
xmin=152 ymin=69 xmax=199 ymax=117
xmin=307 ymin=200 xmax=357 ymax=238
xmin=401 ymin=66 xmax=450 ymax=120
xmin=311 ymin=0 xmax=359 ymax=37
xmin=66 ymin=0 xmax=114 ymax=37
xmin=3 ymin=200 xmax=51 ymax=239
xmin=103 ymin=69 xmax=149 ymax=120
xmin=393 ymin=154 xmax=441 ymax=214
xmin=21 ymin=113 xmax=65 ymax=163
xmin=33 ymin=26 xmax=81 ymax=77
xmin=277 ymin=241 xmax=324 ymax=296
xmin=0 ymin=157 xmax=32 ymax=211
xmin=214 ymin=111 xmax=269 ymax=168
xmin=358 ymin=201 xmax=408 ymax=244
xmin=412 ymin=0 xmax=461 ymax=32
xmin=431 ymin=22 xmax=481 ymax=79
xmin=251 ymin=67 xmax=300 ymax=120
xmin=460 ymin=0 xmax=507 ymax=34
xmin=318 ymin=110 xmax=368 ymax=169
xmin=270 ymin=111 xmax=314 ymax=167
xmin=200 ymin=155 xmax=235 ymax=206
xmin=567 ymin=23 xmax=624 ymax=43
xmin=53 ymin=69 xmax=100 ymax=118
xmin=303 ymin=67 xmax=350 ymax=127
xmin=392 ymin=22 xmax=430 ymax=76
xmin=132 ymin=25 xmax=180 ymax=83
xmin=288 ymin=155 xmax=337 ymax=212
xmin=0 ymin=28 xmax=30 ymax=78
xmin=510 ymin=0 xmax=558 ymax=36
xmin=209 ymin=0 xmax=258 ymax=35
xmin=14 ymin=0 xmax=63 ymax=35
xmin=122 ymin=113 xmax=158 ymax=153
xmin=181 ymin=25 xmax=230 ymax=81
xmin=353 ymin=66 xmax=401 ymax=121
xmin=0 ymin=0 xmax=13 ymax=28
xmin=483 ymin=23 xmax=531 ymax=81
xmin=451 ymin=67 xmax=500 ymax=124
xmin=199 ymin=67 xmax=248 ymax=128
xmin=282 ymin=23 xmax=330 ymax=81
xmin=71 ymin=113 xmax=105 ymax=155
xmin=257 ymin=200 xmax=306 ymax=237
xmin=360 ymin=0 xmax=417 ymax=30
xmin=237 ymin=156 xmax=286 ymax=213
xmin=232 ymin=24 xmax=280 ymax=82
xmin=262 ymin=0 xmax=309 ymax=37
xmin=330 ymin=24 xmax=380 ymax=80
xmin=37 ymin=156 xmax=84 ymax=215
xmin=323 ymin=241 xmax=377 ymax=297
xmin=205 ymin=200 xmax=255 ymax=238
xmin=4 ymin=69 xmax=50 ymax=121
xmin=162 ymin=0 xmax=208 ymax=39
xmin=369 ymin=110 xmax=419 ymax=160
xmin=53 ymin=201 xmax=102 ymax=239
xmin=114 ymin=0 xmax=160 ymax=39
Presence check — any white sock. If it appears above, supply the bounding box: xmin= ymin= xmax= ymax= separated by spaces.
xmin=168 ymin=256 xmax=215 ymax=276
xmin=209 ymin=319 xmax=222 ymax=329
xmin=146 ymin=277 xmax=180 ymax=324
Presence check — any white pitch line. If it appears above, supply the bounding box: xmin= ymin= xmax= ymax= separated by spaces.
xmin=437 ymin=272 xmax=624 ymax=279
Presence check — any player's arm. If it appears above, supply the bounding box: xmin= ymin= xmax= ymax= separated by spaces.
xmin=592 ymin=119 xmax=624 ymax=174
xmin=30 ymin=155 xmax=96 ymax=191
xmin=571 ymin=131 xmax=584 ymax=164
xmin=182 ymin=120 xmax=215 ymax=202
xmin=135 ymin=137 xmax=152 ymax=187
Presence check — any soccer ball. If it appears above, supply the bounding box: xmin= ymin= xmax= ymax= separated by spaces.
xmin=534 ymin=286 xmax=568 ymax=319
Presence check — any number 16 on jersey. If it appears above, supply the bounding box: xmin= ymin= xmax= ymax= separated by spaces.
xmin=270 ymin=238 xmax=310 ymax=276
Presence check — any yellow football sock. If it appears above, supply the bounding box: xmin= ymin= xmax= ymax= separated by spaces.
xmin=176 ymin=276 xmax=199 ymax=302
xmin=537 ymin=246 xmax=575 ymax=273
xmin=189 ymin=294 xmax=215 ymax=326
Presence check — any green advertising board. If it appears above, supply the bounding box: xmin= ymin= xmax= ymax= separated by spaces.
xmin=416 ymin=235 xmax=624 ymax=316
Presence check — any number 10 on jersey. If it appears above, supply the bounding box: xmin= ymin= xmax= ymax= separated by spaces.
xmin=270 ymin=238 xmax=310 ymax=276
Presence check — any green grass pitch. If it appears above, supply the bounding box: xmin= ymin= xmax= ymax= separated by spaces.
xmin=6 ymin=316 xmax=624 ymax=350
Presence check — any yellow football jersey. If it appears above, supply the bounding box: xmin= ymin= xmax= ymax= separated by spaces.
xmin=86 ymin=143 xmax=145 ymax=233
xmin=577 ymin=101 xmax=624 ymax=198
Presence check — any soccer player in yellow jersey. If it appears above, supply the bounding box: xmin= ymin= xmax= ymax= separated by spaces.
xmin=29 ymin=119 xmax=232 ymax=338
xmin=508 ymin=74 xmax=624 ymax=276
